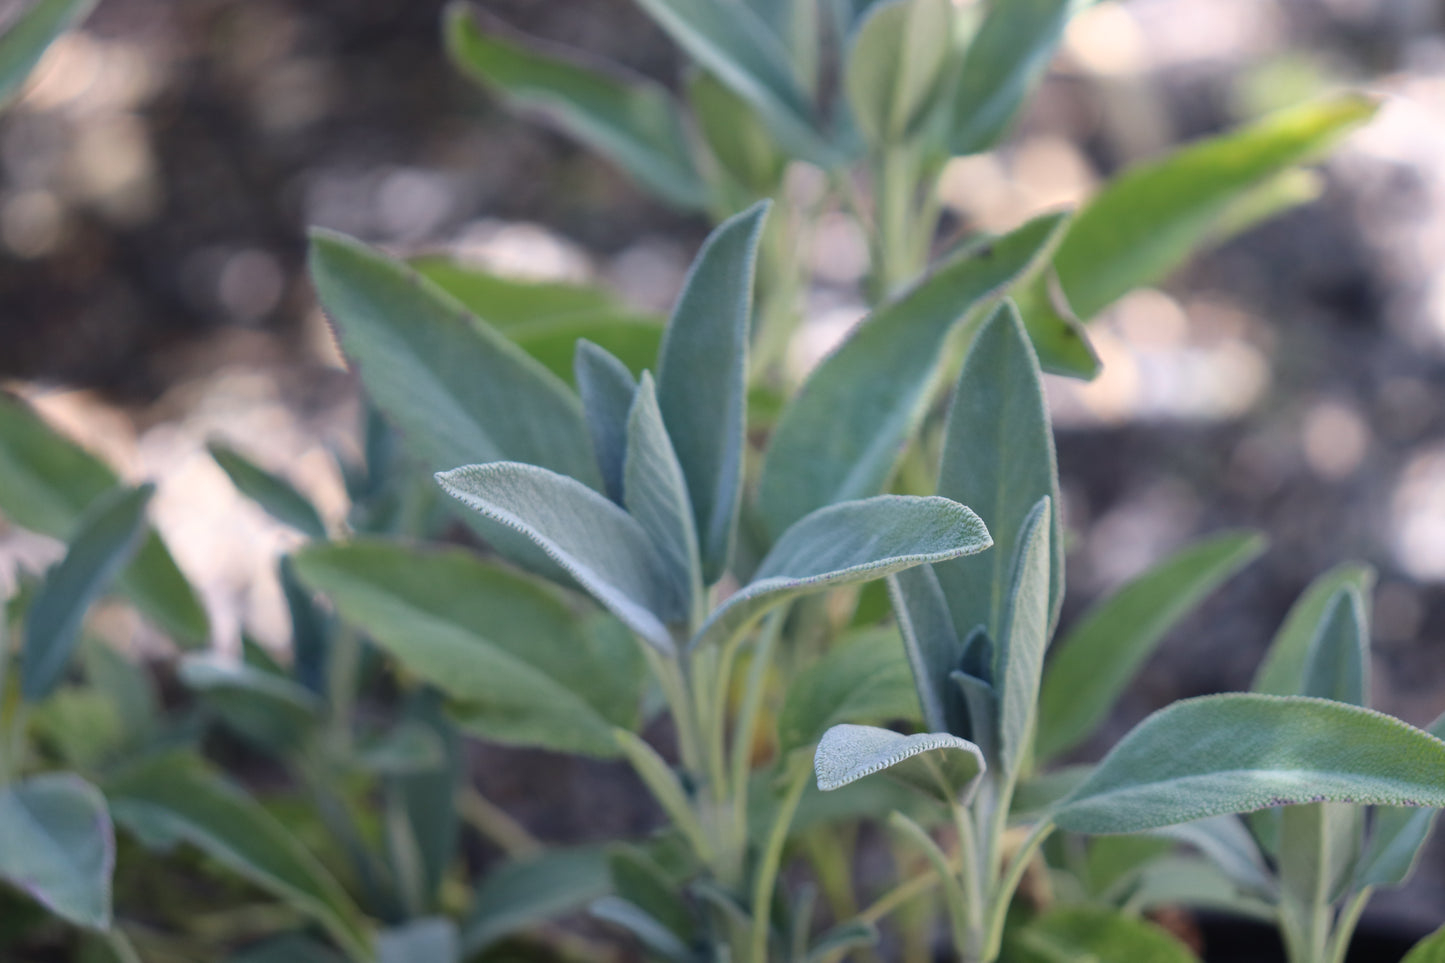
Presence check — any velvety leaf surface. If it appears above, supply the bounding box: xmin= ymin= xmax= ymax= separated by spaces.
xmin=294 ymin=540 xmax=643 ymax=757
xmin=1355 ymin=711 xmax=1445 ymax=889
xmin=846 ymin=0 xmax=952 ymax=144
xmin=1036 ymin=531 xmax=1265 ymax=763
xmin=208 ymin=442 xmax=327 ymax=539
xmin=1054 ymin=694 xmax=1445 ymax=834
xmin=574 ymin=339 xmax=638 ymax=504
xmin=446 ymin=4 xmax=704 ymax=209
xmin=694 ymin=495 xmax=992 ymax=649
xmin=948 ymin=0 xmax=1071 ymax=155
xmin=624 ymin=374 xmax=701 ymax=616
xmin=778 ymin=628 xmax=920 ymax=753
xmin=0 ymin=0 xmax=97 ymax=106
xmin=815 ymin=724 xmax=985 ymax=803
xmin=1254 ymin=562 xmax=1375 ymax=696
xmin=377 ymin=917 xmax=458 ymax=963
xmin=1298 ymin=586 xmax=1369 ymax=706
xmin=992 ymin=497 xmax=1052 ymax=777
xmin=437 ymin=462 xmax=680 ymax=649
xmin=0 ymin=397 xmax=208 ymax=645
xmin=23 ymin=484 xmax=153 ymax=701
xmin=757 ymin=212 xmax=1067 ymax=538
xmin=888 ymin=564 xmax=964 ymax=734
xmin=0 ymin=774 xmax=113 ymax=929
xmin=656 ymin=201 xmax=768 ymax=583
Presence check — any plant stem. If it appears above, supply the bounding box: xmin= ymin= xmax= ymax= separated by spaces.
xmin=326 ymin=625 xmax=361 ymax=757
xmin=889 ymin=811 xmax=972 ymax=954
xmin=729 ymin=612 xmax=785 ymax=852
xmin=979 ymin=820 xmax=1055 ymax=963
xmin=748 ymin=755 xmax=811 ymax=963
xmin=106 ymin=927 xmax=144 ymax=963
xmin=873 ymin=146 xmax=925 ymax=299
xmin=457 ymin=785 xmax=541 ymax=858
xmin=1326 ymin=888 xmax=1373 ymax=963
xmin=858 ymin=850 xmax=959 ymax=924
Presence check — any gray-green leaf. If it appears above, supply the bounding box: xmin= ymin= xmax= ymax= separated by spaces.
xmin=757 ymin=211 xmax=1068 ymax=539
xmin=462 ymin=845 xmax=612 ymax=954
xmin=778 ymin=628 xmax=921 ymax=754
xmin=1054 ymin=694 xmax=1445 ymax=834
xmin=1354 ymin=711 xmax=1445 ymax=890
xmin=1036 ymin=531 xmax=1266 ymax=764
xmin=575 ymin=339 xmax=639 ymax=504
xmin=0 ymin=774 xmax=113 ymax=929
xmin=948 ymin=0 xmax=1071 ymax=155
xmin=1254 ymin=562 xmax=1375 ymax=697
xmin=378 ymin=917 xmax=458 ymax=963
xmin=992 ymin=496 xmax=1052 ymax=778
xmin=436 ymin=462 xmax=680 ymax=650
xmin=656 ymin=201 xmax=769 ymax=584
xmin=445 ymin=4 xmax=705 ymax=209
xmin=815 ymin=723 xmax=985 ymax=804
xmin=694 ymin=495 xmax=992 ymax=650
xmin=625 ymin=373 xmax=701 ymax=618
xmin=208 ymin=442 xmax=327 ymax=540
xmin=1299 ymin=586 xmax=1369 ymax=706
xmin=179 ymin=655 xmax=324 ymax=752
xmin=888 ymin=564 xmax=963 ymax=734
xmin=846 ymin=0 xmax=953 ymax=145
xmin=23 ymin=484 xmax=153 ymax=702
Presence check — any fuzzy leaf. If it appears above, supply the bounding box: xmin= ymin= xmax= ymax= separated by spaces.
xmin=208 ymin=442 xmax=327 ymax=539
xmin=846 ymin=0 xmax=953 ymax=145
xmin=1010 ymin=905 xmax=1199 ymax=963
xmin=694 ymin=495 xmax=991 ymax=650
xmin=0 ymin=774 xmax=113 ymax=929
xmin=934 ymin=304 xmax=1063 ymax=646
xmin=1036 ymin=531 xmax=1266 ymax=764
xmin=656 ymin=201 xmax=768 ymax=583
xmin=1150 ymin=815 xmax=1276 ymax=899
xmin=625 ymin=374 xmax=701 ymax=616
xmin=463 ymin=845 xmax=611 ymax=953
xmin=446 ymin=4 xmax=704 ymax=209
xmin=378 ymin=918 xmax=458 ymax=963
xmin=0 ymin=397 xmax=208 ymax=646
xmin=1054 ymin=694 xmax=1445 ymax=834
xmin=815 ymin=724 xmax=985 ymax=803
xmin=1254 ymin=562 xmax=1375 ymax=697
xmin=757 ymin=212 xmax=1068 ymax=538
xmin=1354 ymin=711 xmax=1445 ymax=889
xmin=992 ymin=497 xmax=1052 ymax=777
xmin=436 ymin=462 xmax=680 ymax=650
xmin=23 ymin=484 xmax=153 ymax=701
xmin=888 ymin=564 xmax=964 ymax=734
xmin=948 ymin=0 xmax=1071 ymax=155
xmin=179 ymin=656 xmax=323 ymax=751
xmin=293 ymin=540 xmax=643 ymax=757
xmin=614 ymin=730 xmax=711 ymax=859
xmin=574 ymin=340 xmax=638 ymax=504
xmin=308 ymin=230 xmax=598 ymax=486
xmin=0 ymin=0 xmax=97 ymax=107
xmin=778 ymin=628 xmax=920 ymax=754
xmin=687 ymin=70 xmax=785 ymax=192
xmin=1299 ymin=587 xmax=1369 ymax=706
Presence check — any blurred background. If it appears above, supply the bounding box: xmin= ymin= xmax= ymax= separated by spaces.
xmin=1 ymin=0 xmax=1444 ymax=939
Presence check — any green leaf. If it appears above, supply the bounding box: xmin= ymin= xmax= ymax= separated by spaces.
xmin=445 ymin=4 xmax=704 ymax=209
xmin=1130 ymin=855 xmax=1276 ymax=921
xmin=630 ymin=0 xmax=836 ymax=165
xmin=462 ymin=845 xmax=611 ymax=953
xmin=208 ymin=442 xmax=327 ymax=540
xmin=934 ymin=303 xmax=1063 ymax=651
xmin=307 ymin=229 xmax=598 ymax=486
xmin=179 ymin=655 xmax=323 ymax=752
xmin=1354 ymin=711 xmax=1445 ymax=889
xmin=656 ymin=201 xmax=768 ymax=584
xmin=778 ymin=628 xmax=920 ymax=754
xmin=23 ymin=484 xmax=153 ymax=702
xmin=807 ymin=921 xmax=879 ymax=963
xmin=992 ymin=497 xmax=1052 ymax=777
xmin=79 ymin=640 xmax=158 ymax=748
xmin=0 ymin=396 xmax=208 ymax=646
xmin=1405 ymin=925 xmax=1445 ymax=963
xmin=947 ymin=0 xmax=1071 ymax=155
xmin=354 ymin=721 xmax=446 ymax=776
xmin=1053 ymin=694 xmax=1445 ymax=834
xmin=1021 ymin=94 xmax=1378 ymax=370
xmin=0 ymin=774 xmax=112 ymax=929
xmin=393 ymin=693 xmax=461 ymax=907
xmin=293 ymin=540 xmax=643 ymax=757
xmin=1278 ymin=801 xmax=1361 ymax=942
xmin=280 ymin=556 xmax=330 ymax=696
xmin=1254 ymin=562 xmax=1376 ymax=696
xmin=888 ymin=564 xmax=963 ymax=734
xmin=614 ymin=729 xmax=712 ymax=859
xmin=591 ymin=896 xmax=696 ymax=963
xmin=378 ymin=917 xmax=458 ymax=963
xmin=846 ymin=0 xmax=953 ymax=145
xmin=1299 ymin=587 xmax=1369 ymax=706
xmin=410 ymin=254 xmax=629 ymax=327
xmin=227 ymin=935 xmax=345 ymax=963
xmin=0 ymin=0 xmax=98 ymax=108
xmin=1036 ymin=531 xmax=1266 ymax=764
xmin=625 ymin=374 xmax=702 ymax=617
xmin=106 ymin=752 xmax=370 ymax=961
xmin=575 ymin=339 xmax=639 ymax=504
xmin=686 ymin=70 xmax=786 ymax=192
xmin=435 ymin=462 xmax=681 ymax=651
xmin=1010 ymin=905 xmax=1200 ymax=963
xmin=815 ymin=724 xmax=985 ymax=804
xmin=1150 ymin=815 xmax=1276 ymax=899
xmin=757 ymin=211 xmax=1068 ymax=538
xmin=509 ymin=315 xmax=664 ymax=387
xmin=693 ymin=494 xmax=992 ymax=650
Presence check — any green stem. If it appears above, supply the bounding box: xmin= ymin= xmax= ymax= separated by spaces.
xmin=326 ymin=626 xmax=361 ymax=757
xmin=890 ymin=811 xmax=972 ymax=955
xmin=951 ymin=801 xmax=984 ymax=945
xmin=645 ymin=647 xmax=704 ymax=778
xmin=1326 ymin=888 xmax=1373 ymax=963
xmin=729 ymin=612 xmax=785 ymax=852
xmin=457 ymin=785 xmax=542 ymax=857
xmin=873 ymin=146 xmax=924 ymax=300
xmin=980 ymin=820 xmax=1055 ymax=963
xmin=748 ymin=756 xmax=811 ymax=963
xmin=106 ymin=927 xmax=144 ymax=963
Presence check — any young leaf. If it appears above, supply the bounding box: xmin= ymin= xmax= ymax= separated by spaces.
xmin=1277 ymin=801 xmax=1361 ymax=944
xmin=992 ymin=497 xmax=1052 ymax=778
xmin=1254 ymin=562 xmax=1376 ymax=696
xmin=846 ymin=0 xmax=953 ymax=145
xmin=1035 ymin=531 xmax=1266 ymax=764
xmin=208 ymin=442 xmax=327 ymax=540
xmin=574 ymin=340 xmax=638 ymax=505
xmin=179 ymin=656 xmax=324 ymax=751
xmin=1150 ymin=815 xmax=1276 ymax=899
xmin=591 ymin=896 xmax=696 ymax=963
xmin=1298 ymin=587 xmax=1369 ymax=706
xmin=1404 ymin=925 xmax=1445 ymax=963
xmin=947 ymin=0 xmax=1071 ymax=155
xmin=815 ymin=724 xmax=985 ymax=804
xmin=293 ymin=540 xmax=643 ymax=757
xmin=410 ymin=255 xmax=629 ymax=328
xmin=308 ymin=229 xmax=599 ymax=487
xmin=1019 ymin=94 xmax=1378 ymax=377
xmin=1009 ymin=905 xmax=1199 ymax=963
xmin=445 ymin=4 xmax=704 ymax=209
xmin=934 ymin=304 xmax=1063 ymax=646
xmin=613 ymin=729 xmax=712 ymax=860
xmin=1354 ymin=711 xmax=1445 ymax=889
xmin=778 ymin=628 xmax=920 ymax=754
xmin=0 ymin=396 xmax=208 ymax=646
xmin=462 ymin=845 xmax=612 ymax=954
xmin=686 ymin=70 xmax=786 ymax=192
xmin=0 ymin=0 xmax=97 ymax=107
xmin=393 ymin=694 xmax=461 ymax=908
xmin=0 ymin=774 xmax=113 ymax=929
xmin=624 ymin=374 xmax=702 ymax=616
xmin=436 ymin=462 xmax=681 ymax=649
xmin=378 ymin=917 xmax=458 ymax=963
xmin=656 ymin=201 xmax=769 ymax=584
xmin=23 ymin=484 xmax=153 ymax=702
xmin=888 ymin=565 xmax=964 ymax=734
xmin=630 ymin=0 xmax=836 ymax=164
xmin=106 ymin=752 xmax=371 ymax=961
xmin=693 ymin=495 xmax=992 ymax=650
xmin=757 ymin=211 xmax=1068 ymax=539
xmin=1053 ymin=694 xmax=1445 ymax=835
